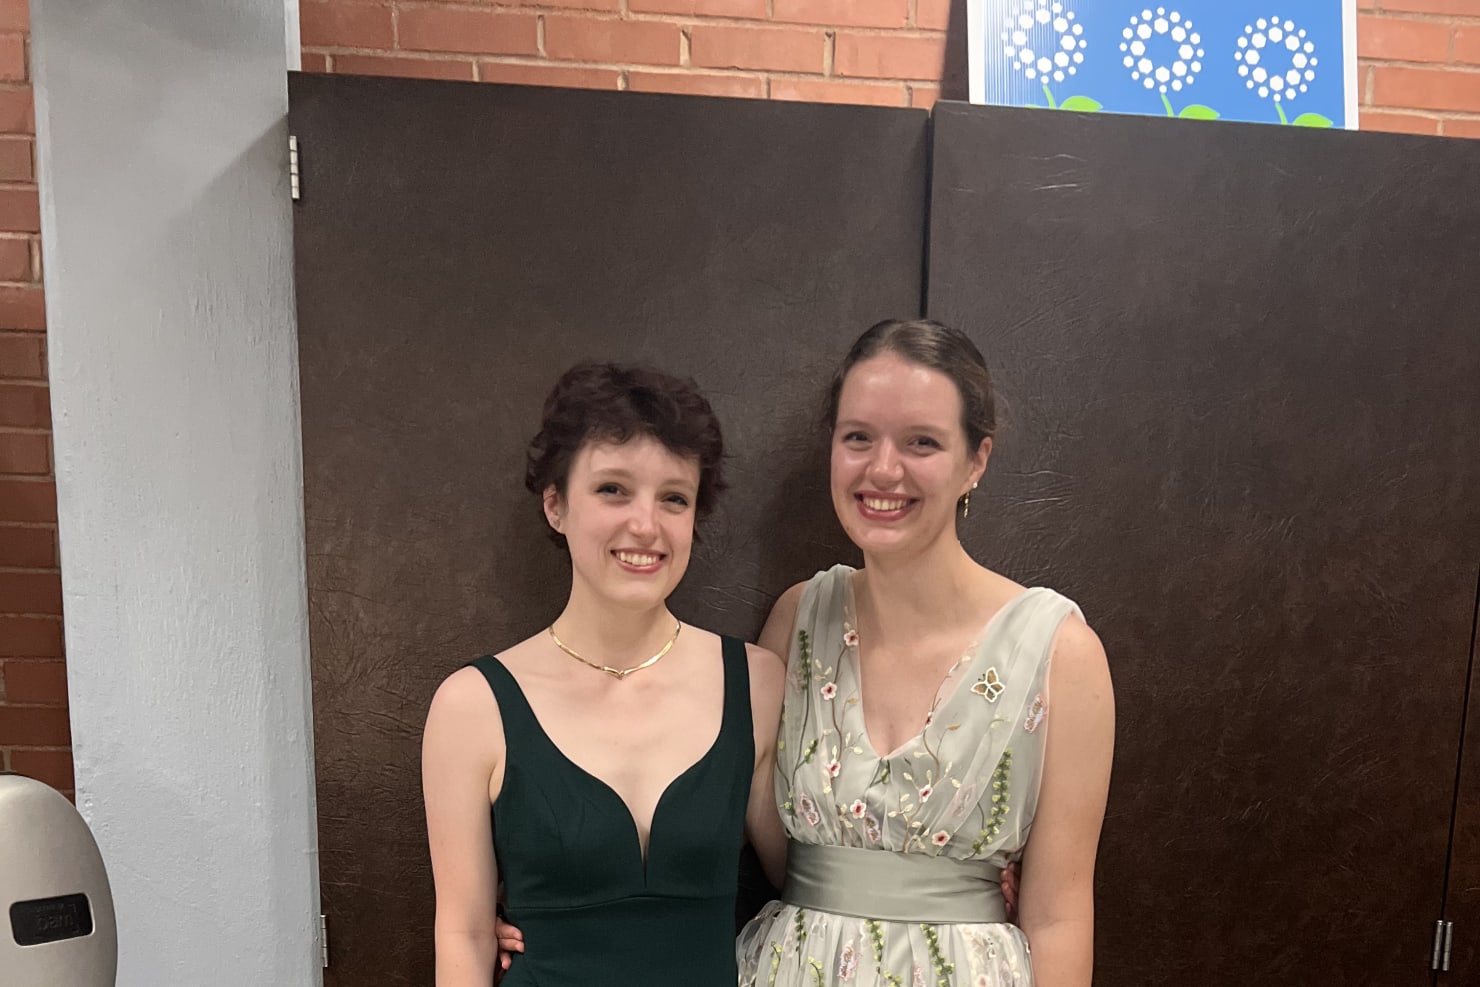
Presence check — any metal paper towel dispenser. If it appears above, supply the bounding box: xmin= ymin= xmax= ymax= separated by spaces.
xmin=1 ymin=773 xmax=116 ymax=986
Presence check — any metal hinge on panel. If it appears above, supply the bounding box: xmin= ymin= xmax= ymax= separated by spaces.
xmin=1433 ymin=919 xmax=1454 ymax=972
xmin=289 ymin=135 xmax=302 ymax=202
xmin=319 ymin=913 xmax=329 ymax=968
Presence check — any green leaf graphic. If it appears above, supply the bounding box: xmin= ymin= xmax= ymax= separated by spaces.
xmin=1178 ymin=104 xmax=1220 ymax=120
xmin=1293 ymin=112 xmax=1334 ymax=128
xmin=1058 ymin=95 xmax=1103 ymax=112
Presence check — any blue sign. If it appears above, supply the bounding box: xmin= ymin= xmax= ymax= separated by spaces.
xmin=968 ymin=1 xmax=1356 ymax=128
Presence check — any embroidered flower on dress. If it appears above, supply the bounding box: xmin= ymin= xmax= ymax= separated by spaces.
xmin=1024 ymin=692 xmax=1047 ymax=733
xmin=913 ymin=964 xmax=926 ymax=987
xmin=820 ymin=681 xmax=838 ymax=701
xmin=838 ymin=941 xmax=859 ymax=980
xmin=918 ymin=783 xmax=933 ymax=803
xmin=949 ymin=783 xmax=979 ymax=816
xmin=864 ymin=812 xmax=882 ymax=843
xmin=825 ymin=759 xmax=842 ymax=778
xmin=843 ymin=626 xmax=860 ymax=648
xmin=976 ymin=976 xmax=991 ymax=987
xmin=798 ymin=791 xmax=822 ymax=826
xmin=931 ymin=830 xmax=951 ymax=847
xmin=850 ymin=799 xmax=868 ymax=819
xmin=971 ymin=667 xmax=1006 ymax=702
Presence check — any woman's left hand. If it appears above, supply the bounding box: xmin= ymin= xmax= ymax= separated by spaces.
xmin=495 ymin=915 xmax=524 ymax=973
xmin=1001 ymin=860 xmax=1020 ymax=922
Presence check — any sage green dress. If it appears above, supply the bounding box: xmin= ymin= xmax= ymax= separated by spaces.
xmin=737 ymin=565 xmax=1081 ymax=987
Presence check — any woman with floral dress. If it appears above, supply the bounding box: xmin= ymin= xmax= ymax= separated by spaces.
xmin=735 ymin=319 xmax=1114 ymax=987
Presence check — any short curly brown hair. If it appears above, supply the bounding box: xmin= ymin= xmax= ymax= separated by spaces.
xmin=526 ymin=362 xmax=726 ymax=546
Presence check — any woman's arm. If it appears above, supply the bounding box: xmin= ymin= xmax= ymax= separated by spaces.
xmin=744 ymin=642 xmax=789 ymax=888
xmin=757 ymin=581 xmax=805 ymax=663
xmin=423 ymin=666 xmax=505 ymax=986
xmin=744 ymin=584 xmax=804 ymax=887
xmin=1016 ymin=616 xmax=1115 ymax=987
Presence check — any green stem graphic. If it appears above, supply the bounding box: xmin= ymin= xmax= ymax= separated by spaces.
xmin=1042 ymin=83 xmax=1058 ymax=109
xmin=1160 ymin=91 xmax=1175 ymax=117
xmin=1276 ymin=100 xmax=1289 ymax=125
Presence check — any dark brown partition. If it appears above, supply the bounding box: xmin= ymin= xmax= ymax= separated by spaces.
xmin=288 ymin=73 xmax=927 ymax=984
xmin=926 ymin=101 xmax=1480 ymax=985
xmin=1442 ymin=583 xmax=1480 ymax=984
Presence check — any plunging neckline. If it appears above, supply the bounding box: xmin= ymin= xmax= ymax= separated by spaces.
xmin=843 ymin=571 xmax=1036 ymax=760
xmin=489 ymin=648 xmax=729 ymax=875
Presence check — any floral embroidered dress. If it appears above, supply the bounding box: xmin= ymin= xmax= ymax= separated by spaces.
xmin=737 ymin=565 xmax=1081 ymax=987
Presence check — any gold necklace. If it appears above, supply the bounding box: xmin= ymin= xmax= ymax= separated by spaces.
xmin=547 ymin=620 xmax=682 ymax=680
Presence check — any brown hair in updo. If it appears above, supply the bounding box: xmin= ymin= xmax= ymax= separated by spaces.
xmin=823 ymin=319 xmax=997 ymax=448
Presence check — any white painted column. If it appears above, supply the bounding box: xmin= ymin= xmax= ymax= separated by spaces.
xmin=31 ymin=1 xmax=320 ymax=983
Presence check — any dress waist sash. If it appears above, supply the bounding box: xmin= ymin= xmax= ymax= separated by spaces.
xmin=780 ymin=840 xmax=1007 ymax=924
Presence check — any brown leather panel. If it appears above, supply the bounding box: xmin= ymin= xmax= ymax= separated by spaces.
xmin=1444 ymin=582 xmax=1480 ymax=982
xmin=289 ymin=73 xmax=927 ymax=984
xmin=926 ymin=101 xmax=1480 ymax=985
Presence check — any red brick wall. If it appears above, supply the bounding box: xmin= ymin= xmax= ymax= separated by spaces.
xmin=300 ymin=0 xmax=954 ymax=107
xmin=0 ymin=0 xmax=69 ymax=797
xmin=1360 ymin=0 xmax=1480 ymax=137
xmin=2 ymin=1 xmax=1477 ymax=801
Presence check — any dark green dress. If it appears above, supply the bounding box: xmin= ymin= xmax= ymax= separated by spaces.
xmin=469 ymin=635 xmax=753 ymax=986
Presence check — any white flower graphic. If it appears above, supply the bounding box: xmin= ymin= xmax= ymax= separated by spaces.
xmin=1119 ymin=7 xmax=1204 ymax=94
xmin=1000 ymin=0 xmax=1087 ymax=86
xmin=1236 ymin=16 xmax=1318 ymax=105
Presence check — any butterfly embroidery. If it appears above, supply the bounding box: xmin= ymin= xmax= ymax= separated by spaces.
xmin=971 ymin=667 xmax=1005 ymax=702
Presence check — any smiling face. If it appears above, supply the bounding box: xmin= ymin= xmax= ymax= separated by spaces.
xmin=545 ymin=436 xmax=701 ymax=613
xmin=830 ymin=351 xmax=990 ymax=559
